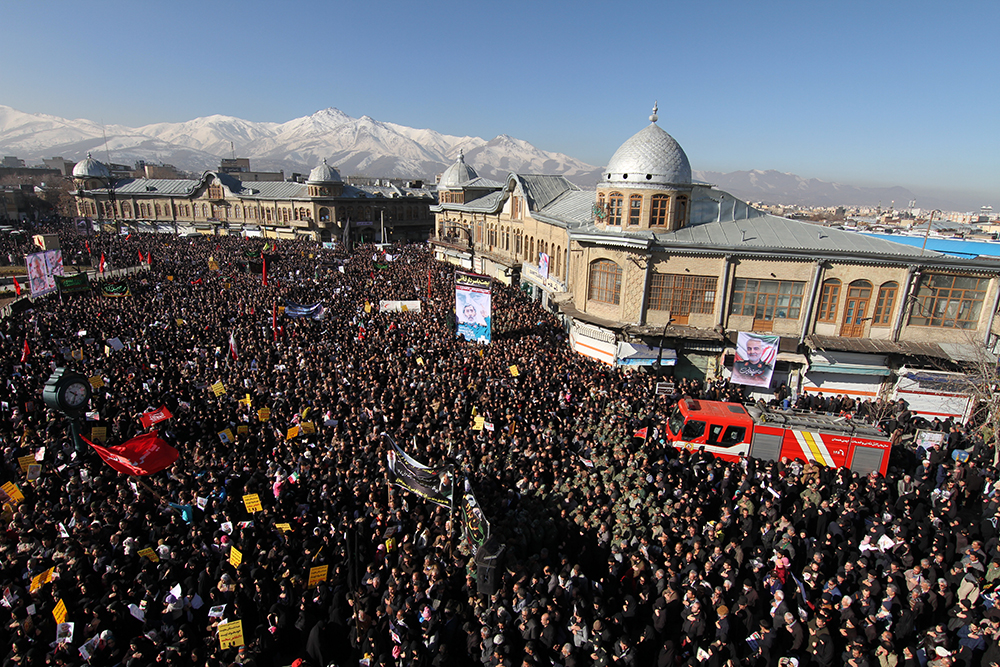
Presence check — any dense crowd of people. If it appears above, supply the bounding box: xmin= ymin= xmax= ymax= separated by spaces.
xmin=1 ymin=220 xmax=1000 ymax=667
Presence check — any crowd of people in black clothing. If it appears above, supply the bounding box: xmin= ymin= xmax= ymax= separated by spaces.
xmin=2 ymin=219 xmax=1000 ymax=667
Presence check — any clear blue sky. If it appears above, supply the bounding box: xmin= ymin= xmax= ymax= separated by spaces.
xmin=1 ymin=0 xmax=996 ymax=206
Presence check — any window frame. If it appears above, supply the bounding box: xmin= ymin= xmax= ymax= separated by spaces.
xmin=817 ymin=279 xmax=842 ymax=323
xmin=872 ymin=282 xmax=897 ymax=326
xmin=588 ymin=259 xmax=622 ymax=305
xmin=909 ymin=274 xmax=989 ymax=329
xmin=729 ymin=278 xmax=805 ymax=321
xmin=648 ymin=273 xmax=718 ymax=315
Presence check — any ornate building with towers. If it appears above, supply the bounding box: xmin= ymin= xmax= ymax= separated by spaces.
xmin=432 ymin=104 xmax=1000 ymax=410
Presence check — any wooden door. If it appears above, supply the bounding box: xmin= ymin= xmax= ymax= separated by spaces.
xmin=840 ymin=281 xmax=872 ymax=337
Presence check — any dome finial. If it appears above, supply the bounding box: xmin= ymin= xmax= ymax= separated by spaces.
xmin=458 ymin=149 xmax=465 ymax=162
xmin=650 ymin=101 xmax=658 ymax=124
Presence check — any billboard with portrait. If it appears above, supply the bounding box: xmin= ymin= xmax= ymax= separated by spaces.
xmin=731 ymin=332 xmax=778 ymax=388
xmin=26 ymin=250 xmax=64 ymax=298
xmin=538 ymin=252 xmax=550 ymax=280
xmin=455 ymin=271 xmax=491 ymax=344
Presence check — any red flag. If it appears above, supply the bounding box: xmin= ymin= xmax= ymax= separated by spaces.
xmin=634 ymin=427 xmax=648 ymax=439
xmin=190 ymin=278 xmax=203 ymax=285
xmin=12 ymin=275 xmax=21 ymax=297
xmin=229 ymin=331 xmax=239 ymax=360
xmin=125 ymin=232 xmax=131 ymax=241
xmin=139 ymin=406 xmax=173 ymax=429
xmin=20 ymin=339 xmax=29 ymax=363
xmin=262 ymin=257 xmax=268 ymax=287
xmin=99 ymin=253 xmax=106 ymax=273
xmin=146 ymin=251 xmax=152 ymax=266
xmin=82 ymin=431 xmax=179 ymax=476
xmin=85 ymin=241 xmax=91 ymax=254
xmin=138 ymin=250 xmax=144 ymax=263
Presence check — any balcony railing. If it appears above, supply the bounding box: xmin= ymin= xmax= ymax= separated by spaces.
xmin=430 ymin=235 xmax=472 ymax=251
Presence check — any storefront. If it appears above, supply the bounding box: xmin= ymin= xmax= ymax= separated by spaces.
xmin=802 ymin=351 xmax=891 ymax=399
xmin=570 ymin=320 xmax=617 ymax=365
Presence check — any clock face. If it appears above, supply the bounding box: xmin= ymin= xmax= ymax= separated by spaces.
xmin=61 ymin=381 xmax=91 ymax=408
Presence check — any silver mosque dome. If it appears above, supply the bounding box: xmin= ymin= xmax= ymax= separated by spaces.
xmin=438 ymin=150 xmax=478 ymax=188
xmin=72 ymin=153 xmax=111 ymax=180
xmin=604 ymin=103 xmax=691 ymax=189
xmin=307 ymin=159 xmax=342 ymax=184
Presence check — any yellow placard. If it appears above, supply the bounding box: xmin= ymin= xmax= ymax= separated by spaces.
xmin=88 ymin=375 xmax=104 ymax=389
xmin=257 ymin=408 xmax=271 ymax=422
xmin=237 ymin=425 xmax=249 ymax=435
xmin=224 ymin=281 xmax=232 ymax=290
xmin=229 ymin=546 xmax=242 ymax=567
xmin=286 ymin=426 xmax=299 ymax=441
xmin=29 ymin=567 xmax=54 ymax=594
xmin=416 ymin=357 xmax=424 ymax=366
xmin=401 ymin=304 xmax=408 ymax=312
xmin=364 ymin=301 xmax=372 ymax=314
xmin=218 ymin=619 xmax=244 ymax=649
xmin=90 ymin=427 xmax=107 ymax=442
xmin=137 ymin=547 xmax=160 ymax=563
xmin=243 ymin=494 xmax=263 ymax=513
xmin=167 ymin=275 xmax=174 ymax=281
xmin=278 ymin=306 xmax=285 ymax=315
xmin=275 ymin=523 xmax=292 ymax=533
xmin=210 ymin=382 xmax=226 ymax=397
xmin=307 ymin=565 xmax=328 ymax=588
xmin=71 ymin=349 xmax=83 ymax=361
xmin=208 ymin=257 xmax=220 ymax=271
xmin=218 ymin=429 xmax=235 ymax=444
xmin=509 ymin=365 xmax=519 ymax=377
xmin=240 ymin=393 xmax=252 ymax=406
xmin=18 ymin=455 xmax=36 ymax=472
xmin=175 ymin=319 xmax=185 ymax=326
xmin=472 ymin=416 xmax=485 ymax=432
xmin=300 ymin=422 xmax=315 ymax=435
xmin=53 ymin=599 xmax=67 ymax=624
xmin=1 ymin=482 xmax=23 ymax=503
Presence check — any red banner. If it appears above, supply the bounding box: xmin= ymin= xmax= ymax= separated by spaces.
xmin=83 ymin=431 xmax=179 ymax=476
xmin=139 ymin=406 xmax=173 ymax=429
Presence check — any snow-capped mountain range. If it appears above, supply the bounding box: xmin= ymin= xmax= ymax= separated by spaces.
xmin=0 ymin=105 xmax=603 ymax=186
xmin=1 ymin=104 xmax=944 ymax=208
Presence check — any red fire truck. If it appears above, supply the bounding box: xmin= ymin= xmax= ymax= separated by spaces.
xmin=665 ymin=399 xmax=892 ymax=476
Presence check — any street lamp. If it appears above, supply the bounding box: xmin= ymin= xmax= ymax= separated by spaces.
xmin=652 ymin=317 xmax=676 ymax=372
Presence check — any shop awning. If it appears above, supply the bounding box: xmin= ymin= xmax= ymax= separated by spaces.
xmin=616 ymin=342 xmax=676 ymax=366
xmin=808 ymin=351 xmax=890 ymax=377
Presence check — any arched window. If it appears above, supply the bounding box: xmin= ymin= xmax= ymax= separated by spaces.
xmin=608 ymin=193 xmax=623 ymax=226
xmin=817 ymin=279 xmax=841 ymax=322
xmin=873 ymin=282 xmax=898 ymax=326
xmin=319 ymin=207 xmax=330 ymax=222
xmin=650 ymin=195 xmax=670 ymax=226
xmin=588 ymin=260 xmax=622 ymax=305
xmin=554 ymin=246 xmax=560 ymax=277
xmin=628 ymin=194 xmax=642 ymax=226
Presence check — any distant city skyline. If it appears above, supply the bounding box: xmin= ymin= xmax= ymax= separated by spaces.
xmin=0 ymin=0 xmax=996 ymax=208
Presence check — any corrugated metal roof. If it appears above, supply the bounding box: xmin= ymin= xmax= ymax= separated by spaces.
xmin=806 ymin=335 xmax=948 ymax=359
xmin=661 ymin=213 xmax=946 ymax=258
xmin=110 ymin=178 xmax=200 ymax=195
xmin=534 ymin=190 xmax=597 ymax=227
xmin=514 ymin=174 xmax=580 ymax=211
xmin=463 ymin=177 xmax=504 ymax=189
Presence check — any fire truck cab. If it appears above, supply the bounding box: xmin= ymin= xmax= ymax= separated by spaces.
xmin=665 ymin=398 xmax=892 ymax=476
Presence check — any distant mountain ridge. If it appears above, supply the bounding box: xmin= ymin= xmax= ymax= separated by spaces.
xmin=694 ymin=169 xmax=922 ymax=210
xmin=0 ymin=104 xmax=957 ymax=209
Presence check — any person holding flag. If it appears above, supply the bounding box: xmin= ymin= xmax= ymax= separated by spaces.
xmin=229 ymin=331 xmax=239 ymax=360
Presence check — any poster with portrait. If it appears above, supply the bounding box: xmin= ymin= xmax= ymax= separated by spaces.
xmin=455 ymin=271 xmax=491 ymax=344
xmin=538 ymin=252 xmax=550 ymax=280
xmin=731 ymin=332 xmax=778 ymax=388
xmin=26 ymin=250 xmax=63 ymax=298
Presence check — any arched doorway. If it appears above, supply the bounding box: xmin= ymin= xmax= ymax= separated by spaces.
xmin=840 ymin=280 xmax=872 ymax=337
